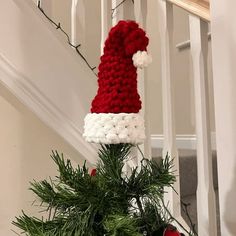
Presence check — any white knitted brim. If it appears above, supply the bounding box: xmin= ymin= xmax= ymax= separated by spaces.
xmin=83 ymin=113 xmax=145 ymax=144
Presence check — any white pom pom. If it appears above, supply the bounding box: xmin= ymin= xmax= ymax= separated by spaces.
xmin=132 ymin=51 xmax=152 ymax=69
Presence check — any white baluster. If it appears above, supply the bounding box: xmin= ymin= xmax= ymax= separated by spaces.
xmin=134 ymin=0 xmax=151 ymax=160
xmin=36 ymin=0 xmax=41 ymax=7
xmin=134 ymin=0 xmax=146 ymax=25
xmin=111 ymin=0 xmax=124 ymax=26
xmin=101 ymin=0 xmax=110 ymax=55
xmin=71 ymin=0 xmax=79 ymax=46
xmin=189 ymin=15 xmax=217 ymax=236
xmin=158 ymin=0 xmax=186 ymax=228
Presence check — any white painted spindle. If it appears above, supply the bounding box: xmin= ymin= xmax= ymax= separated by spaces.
xmin=101 ymin=0 xmax=109 ymax=55
xmin=71 ymin=0 xmax=79 ymax=46
xmin=134 ymin=0 xmax=151 ymax=160
xmin=158 ymin=1 xmax=187 ymax=229
xmin=111 ymin=0 xmax=124 ymax=26
xmin=36 ymin=0 xmax=41 ymax=7
xmin=189 ymin=15 xmax=217 ymax=236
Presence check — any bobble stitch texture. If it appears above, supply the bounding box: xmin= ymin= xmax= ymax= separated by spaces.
xmin=91 ymin=21 xmax=149 ymax=114
xmin=83 ymin=113 xmax=145 ymax=144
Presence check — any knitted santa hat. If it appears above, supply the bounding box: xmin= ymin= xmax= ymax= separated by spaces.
xmin=83 ymin=20 xmax=152 ymax=144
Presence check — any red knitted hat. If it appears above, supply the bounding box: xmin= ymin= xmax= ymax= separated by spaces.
xmin=83 ymin=20 xmax=151 ymax=144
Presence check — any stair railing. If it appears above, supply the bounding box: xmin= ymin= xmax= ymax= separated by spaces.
xmin=158 ymin=0 xmax=217 ymax=235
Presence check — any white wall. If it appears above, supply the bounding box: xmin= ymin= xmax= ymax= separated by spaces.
xmin=0 ymin=83 xmax=90 ymax=236
xmin=211 ymin=0 xmax=236 ymax=234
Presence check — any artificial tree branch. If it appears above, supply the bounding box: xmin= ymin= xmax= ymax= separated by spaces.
xmin=136 ymin=145 xmax=145 ymax=160
xmin=37 ymin=1 xmax=97 ymax=77
xmin=135 ymin=196 xmax=151 ymax=235
xmin=136 ymin=146 xmax=197 ymax=235
xmin=160 ymin=198 xmax=196 ymax=236
xmin=181 ymin=200 xmax=198 ymax=236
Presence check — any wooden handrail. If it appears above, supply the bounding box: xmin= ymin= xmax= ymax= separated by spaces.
xmin=167 ymin=0 xmax=210 ymax=22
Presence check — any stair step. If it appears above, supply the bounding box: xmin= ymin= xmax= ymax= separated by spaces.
xmin=179 ymin=149 xmax=218 ymax=197
xmin=152 ymin=148 xmax=220 ymax=234
xmin=152 ymin=149 xmax=218 ymax=197
xmin=182 ymin=190 xmax=221 ymax=235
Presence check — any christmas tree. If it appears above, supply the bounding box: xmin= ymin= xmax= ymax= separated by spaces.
xmin=13 ymin=145 xmax=185 ymax=235
xmin=13 ymin=20 xmax=195 ymax=236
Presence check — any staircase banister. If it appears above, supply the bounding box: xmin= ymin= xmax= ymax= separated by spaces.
xmin=166 ymin=0 xmax=210 ymax=22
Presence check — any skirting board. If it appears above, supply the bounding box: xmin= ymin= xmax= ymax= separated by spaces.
xmin=151 ymin=133 xmax=216 ymax=150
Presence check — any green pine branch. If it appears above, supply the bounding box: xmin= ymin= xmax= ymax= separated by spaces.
xmin=13 ymin=145 xmax=189 ymax=236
